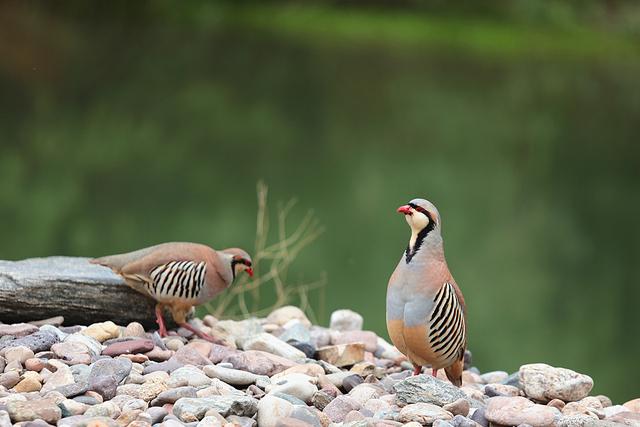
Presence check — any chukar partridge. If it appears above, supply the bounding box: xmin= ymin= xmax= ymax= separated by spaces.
xmin=386 ymin=199 xmax=467 ymax=386
xmin=91 ymin=242 xmax=253 ymax=342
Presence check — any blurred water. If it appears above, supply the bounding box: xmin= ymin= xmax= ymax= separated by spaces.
xmin=0 ymin=4 xmax=639 ymax=401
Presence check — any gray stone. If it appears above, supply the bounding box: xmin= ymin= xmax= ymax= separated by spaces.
xmin=6 ymin=399 xmax=61 ymax=424
xmin=311 ymin=391 xmax=334 ymax=411
xmin=519 ymin=364 xmax=594 ymax=402
xmin=142 ymin=358 xmax=183 ymax=375
xmin=451 ymin=415 xmax=478 ymax=427
xmin=88 ymin=357 xmax=132 ymax=400
xmin=329 ymin=310 xmax=363 ymax=332
xmin=322 ymin=395 xmax=361 ymax=423
xmin=172 ymin=395 xmax=258 ymax=422
xmin=469 ymin=408 xmax=489 ymax=427
xmin=398 ymin=403 xmax=453 ymax=424
xmin=394 ymin=374 xmax=468 ymax=406
xmin=83 ymin=401 xmax=121 ymax=418
xmin=54 ymin=381 xmax=89 ymax=398
xmin=168 ymin=366 xmax=211 ymax=388
xmin=202 ymin=365 xmax=259 ymax=386
xmin=278 ymin=321 xmax=311 ymax=344
xmin=242 ymin=333 xmax=307 ymax=362
xmin=154 ymin=386 xmax=198 ymax=405
xmin=0 ymin=330 xmax=59 ymax=353
xmin=226 ymin=415 xmax=256 ymax=427
xmin=222 ymin=350 xmax=297 ymax=376
xmin=146 ymin=407 xmax=168 ymax=424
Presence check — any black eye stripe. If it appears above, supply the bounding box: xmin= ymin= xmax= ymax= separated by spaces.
xmin=408 ymin=203 xmax=430 ymax=217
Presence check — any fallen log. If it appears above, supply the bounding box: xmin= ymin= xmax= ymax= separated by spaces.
xmin=0 ymin=257 xmax=168 ymax=329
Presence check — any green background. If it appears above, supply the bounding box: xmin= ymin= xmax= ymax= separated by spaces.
xmin=1 ymin=1 xmax=639 ymax=401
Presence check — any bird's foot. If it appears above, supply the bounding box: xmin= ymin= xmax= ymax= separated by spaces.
xmin=432 ymin=368 xmax=438 ymax=377
xmin=413 ymin=365 xmax=422 ymax=376
xmin=178 ymin=322 xmax=225 ymax=345
xmin=155 ymin=305 xmax=169 ymax=337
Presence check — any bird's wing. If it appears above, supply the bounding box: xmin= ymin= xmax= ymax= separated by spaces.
xmin=426 ymin=282 xmax=467 ymax=361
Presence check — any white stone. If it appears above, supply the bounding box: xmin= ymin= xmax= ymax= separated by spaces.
xmin=519 ymin=363 xmax=593 ymax=402
xmin=257 ymin=394 xmax=294 ymax=427
xmin=329 ymin=309 xmax=363 ymax=331
xmin=242 ymin=333 xmax=306 ymax=362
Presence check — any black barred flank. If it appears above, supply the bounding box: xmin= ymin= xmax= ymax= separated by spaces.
xmin=428 ymin=282 xmax=466 ymax=362
xmin=149 ymin=260 xmax=206 ymax=300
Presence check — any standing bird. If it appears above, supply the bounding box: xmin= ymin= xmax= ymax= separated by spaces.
xmin=386 ymin=199 xmax=467 ymax=386
xmin=91 ymin=242 xmax=253 ymax=342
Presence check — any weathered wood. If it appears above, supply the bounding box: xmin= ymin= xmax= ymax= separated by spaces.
xmin=0 ymin=257 xmax=168 ymax=329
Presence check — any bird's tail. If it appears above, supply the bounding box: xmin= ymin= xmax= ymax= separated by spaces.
xmin=90 ymin=245 xmax=162 ymax=272
xmin=444 ymin=356 xmax=464 ymax=387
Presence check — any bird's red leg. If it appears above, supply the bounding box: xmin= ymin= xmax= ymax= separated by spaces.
xmin=178 ymin=322 xmax=224 ymax=345
xmin=432 ymin=368 xmax=438 ymax=377
xmin=155 ymin=305 xmax=168 ymax=337
xmin=413 ymin=364 xmax=422 ymax=376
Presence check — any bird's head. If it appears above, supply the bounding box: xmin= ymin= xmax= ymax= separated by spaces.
xmin=396 ymin=198 xmax=441 ymax=236
xmin=222 ymin=248 xmax=254 ymax=278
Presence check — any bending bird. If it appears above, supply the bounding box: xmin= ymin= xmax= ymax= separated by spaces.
xmin=91 ymin=242 xmax=253 ymax=342
xmin=386 ymin=199 xmax=467 ymax=386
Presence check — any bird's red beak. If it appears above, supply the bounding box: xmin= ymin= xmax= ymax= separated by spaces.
xmin=246 ymin=268 xmax=254 ymax=277
xmin=397 ymin=205 xmax=413 ymax=215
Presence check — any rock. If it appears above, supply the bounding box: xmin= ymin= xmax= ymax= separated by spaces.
xmin=311 ymin=390 xmax=334 ymax=411
xmin=213 ymin=318 xmax=263 ymax=347
xmin=55 ymin=381 xmax=90 ymax=398
xmin=279 ymin=321 xmax=311 ymax=344
xmin=116 ymin=381 xmax=167 ymax=402
xmin=608 ymin=411 xmax=640 ymax=426
xmin=267 ymin=374 xmax=318 ymax=403
xmin=168 ymin=366 xmax=211 ymax=388
xmin=0 ymin=324 xmax=39 ymax=338
xmin=348 ymin=383 xmax=382 ymax=406
xmin=443 ymin=398 xmax=470 ymax=417
xmin=0 ymin=330 xmax=59 ymax=353
xmin=222 ymin=350 xmax=297 ymax=376
xmin=6 ymin=399 xmax=61 ymax=424
xmin=329 ymin=310 xmax=363 ymax=332
xmin=13 ymin=372 xmax=42 ymax=392
xmin=102 ymin=339 xmax=154 ymax=357
xmin=316 ymin=344 xmax=365 ymax=367
xmin=84 ymin=401 xmax=121 ymax=418
xmin=64 ymin=333 xmax=103 ymax=357
xmin=173 ymin=345 xmax=211 ymax=366
xmin=484 ymin=383 xmax=520 ymax=397
xmin=154 ymin=386 xmax=198 ymax=405
xmin=257 ymin=395 xmax=294 ymax=427
xmin=81 ymin=322 xmax=120 ymax=343
xmin=4 ymin=346 xmax=35 ymax=364
xmin=394 ymin=374 xmax=468 ymax=406
xmin=242 ymin=333 xmax=307 ymax=362
xmin=196 ymin=415 xmax=224 ymax=427
xmin=287 ymin=340 xmax=316 ymax=359
xmin=469 ymin=407 xmax=489 ymax=427
xmin=322 ymin=395 xmax=361 ymax=423
xmin=596 ymin=395 xmax=613 ymax=408
xmin=88 ymin=358 xmax=132 ymax=400
xmin=342 ymin=374 xmax=364 ymax=392
xmin=0 ymin=371 xmax=21 ymax=389
xmin=519 ymin=363 xmax=593 ymax=402
xmin=451 ymin=414 xmax=479 ymax=427
xmin=146 ymin=406 xmax=168 ymax=424
xmin=24 ymin=357 xmax=44 ymax=372
xmin=144 ymin=346 xmax=173 ymax=362
xmin=399 ymin=403 xmax=454 ymax=424
xmin=479 ymin=371 xmax=509 ymax=384
xmin=173 ymin=395 xmax=258 ymax=422
xmin=124 ymin=322 xmax=146 ymax=338
xmin=202 ymin=365 xmax=259 ymax=386
xmin=267 ymin=306 xmax=312 ymax=328
xmin=309 ymin=327 xmax=331 ymax=349
xmin=51 ymin=341 xmax=92 ymax=365
xmin=485 ymin=396 xmax=561 ymax=427
xmin=331 ymin=331 xmax=378 ymax=353
xmin=59 ymin=399 xmax=88 ymax=417
xmin=0 ymin=411 xmax=10 ymax=427
xmin=41 ymin=360 xmax=74 ymax=393
xmin=624 ymin=398 xmax=640 ymax=413
xmin=142 ymin=358 xmax=183 ymax=375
